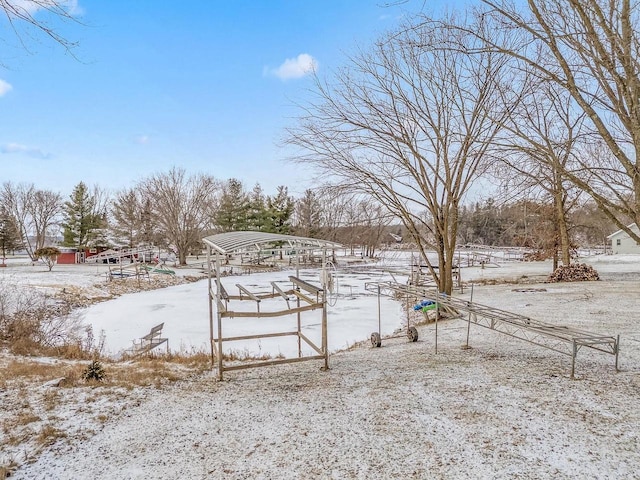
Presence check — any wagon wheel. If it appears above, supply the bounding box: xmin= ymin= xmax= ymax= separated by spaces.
xmin=320 ymin=261 xmax=339 ymax=307
xmin=407 ymin=326 xmax=419 ymax=342
xmin=370 ymin=332 xmax=382 ymax=348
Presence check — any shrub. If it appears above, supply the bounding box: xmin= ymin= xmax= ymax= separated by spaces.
xmin=82 ymin=360 xmax=107 ymax=382
xmin=0 ymin=278 xmax=96 ymax=358
xmin=33 ymin=247 xmax=61 ymax=271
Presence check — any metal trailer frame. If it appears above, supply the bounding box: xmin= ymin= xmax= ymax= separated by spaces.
xmin=366 ymin=281 xmax=620 ymax=378
xmin=367 ymin=282 xmax=420 ymax=347
xmin=202 ymin=231 xmax=341 ymax=381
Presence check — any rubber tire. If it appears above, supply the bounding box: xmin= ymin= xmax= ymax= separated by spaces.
xmin=407 ymin=326 xmax=419 ymax=342
xmin=370 ymin=332 xmax=382 ymax=348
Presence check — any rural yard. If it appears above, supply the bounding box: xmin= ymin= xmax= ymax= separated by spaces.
xmin=3 ymin=1 xmax=640 ymax=479
xmin=1 ymin=252 xmax=639 ymax=479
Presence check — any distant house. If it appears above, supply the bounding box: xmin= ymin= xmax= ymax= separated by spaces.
xmin=56 ymin=246 xmax=111 ymax=264
xmin=608 ymin=224 xmax=640 ymax=254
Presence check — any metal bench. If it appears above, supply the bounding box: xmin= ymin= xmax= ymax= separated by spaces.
xmin=124 ymin=323 xmax=169 ymax=357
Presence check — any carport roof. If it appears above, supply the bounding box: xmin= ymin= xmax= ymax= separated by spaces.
xmin=202 ymin=231 xmax=342 ymax=255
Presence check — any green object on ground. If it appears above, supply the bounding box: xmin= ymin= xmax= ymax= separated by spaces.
xmin=421 ymin=303 xmax=438 ymax=312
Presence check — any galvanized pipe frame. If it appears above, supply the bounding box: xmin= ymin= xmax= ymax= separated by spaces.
xmin=365 ymin=280 xmax=620 ymax=378
xmin=205 ymin=234 xmax=337 ymax=381
xmin=440 ymin=292 xmax=621 ymax=378
xmin=210 ymin=270 xmax=329 ymax=380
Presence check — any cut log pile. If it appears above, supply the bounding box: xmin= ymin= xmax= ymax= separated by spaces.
xmin=547 ymin=263 xmax=600 ymax=283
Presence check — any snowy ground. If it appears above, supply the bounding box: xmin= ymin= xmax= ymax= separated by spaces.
xmin=3 ymin=252 xmax=640 ymax=479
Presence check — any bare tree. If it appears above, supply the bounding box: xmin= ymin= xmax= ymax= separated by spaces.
xmin=287 ymin=12 xmax=515 ymax=294
xmin=359 ymin=200 xmax=395 ymax=258
xmin=30 ymin=189 xmax=62 ymax=251
xmin=1 ymin=182 xmax=32 ymax=256
xmin=141 ymin=168 xmax=219 ymax=265
xmin=316 ymin=187 xmax=349 ymax=243
xmin=111 ymin=187 xmax=140 ymax=248
xmin=477 ymin=0 xmax=640 ymax=242
xmin=493 ymin=80 xmax=586 ymax=268
xmin=0 ymin=0 xmax=81 ymax=62
xmin=293 ymin=189 xmax=323 ymax=238
xmin=1 ymin=182 xmax=61 ymax=259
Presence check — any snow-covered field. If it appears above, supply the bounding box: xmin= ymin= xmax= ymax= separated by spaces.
xmin=2 ymin=252 xmax=640 ymax=479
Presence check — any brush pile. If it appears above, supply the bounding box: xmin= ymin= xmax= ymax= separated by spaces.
xmin=547 ymin=263 xmax=600 ymax=282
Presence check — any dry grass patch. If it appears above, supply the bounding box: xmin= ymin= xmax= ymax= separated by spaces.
xmin=36 ymin=424 xmax=67 ymax=447
xmin=163 ymin=351 xmax=212 ymax=370
xmin=0 ymin=360 xmax=86 ymax=387
xmin=467 ymin=274 xmax=547 ymax=286
xmin=222 ymin=349 xmax=284 ymax=362
xmin=42 ymin=390 xmax=60 ymax=411
xmin=4 ymin=429 xmax=32 ymax=447
xmin=104 ymin=360 xmax=184 ymax=387
xmin=8 ymin=412 xmax=41 ymax=429
xmin=0 ymin=356 xmax=210 ymax=390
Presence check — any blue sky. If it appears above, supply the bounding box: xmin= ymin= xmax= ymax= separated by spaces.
xmin=0 ymin=0 xmax=448 ymax=198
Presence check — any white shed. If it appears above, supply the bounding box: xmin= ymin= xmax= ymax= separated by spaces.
xmin=608 ymin=224 xmax=640 ymax=254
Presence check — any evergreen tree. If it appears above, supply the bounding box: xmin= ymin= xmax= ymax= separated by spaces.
xmin=62 ymin=182 xmax=105 ymax=248
xmin=215 ymin=179 xmax=250 ymax=232
xmin=0 ymin=208 xmax=22 ymax=261
xmin=246 ymin=183 xmax=269 ymax=231
xmin=266 ymin=186 xmax=294 ymax=234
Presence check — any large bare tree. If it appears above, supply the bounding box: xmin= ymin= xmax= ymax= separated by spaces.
xmin=287 ymin=13 xmax=515 ymax=294
xmin=478 ymin=0 xmax=640 ymax=242
xmin=293 ymin=189 xmax=323 ymax=238
xmin=29 ymin=188 xmax=62 ymax=252
xmin=141 ymin=168 xmax=219 ymax=265
xmin=493 ymin=80 xmax=587 ymax=267
xmin=1 ymin=182 xmax=61 ymax=259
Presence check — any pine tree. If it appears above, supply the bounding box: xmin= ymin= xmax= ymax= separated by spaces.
xmin=215 ymin=179 xmax=250 ymax=232
xmin=246 ymin=183 xmax=269 ymax=231
xmin=82 ymin=359 xmax=106 ymax=382
xmin=266 ymin=186 xmax=294 ymax=234
xmin=62 ymin=182 xmax=104 ymax=248
xmin=0 ymin=208 xmax=22 ymax=261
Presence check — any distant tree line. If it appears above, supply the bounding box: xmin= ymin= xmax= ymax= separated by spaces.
xmin=0 ymin=170 xmax=397 ymax=264
xmin=0 ymin=169 xmax=617 ymax=269
xmin=458 ymin=199 xmax=616 ymax=266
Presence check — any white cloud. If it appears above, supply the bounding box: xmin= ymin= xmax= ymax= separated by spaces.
xmin=1 ymin=142 xmax=51 ymax=159
xmin=266 ymin=53 xmax=318 ymax=80
xmin=0 ymin=79 xmax=13 ymax=97
xmin=134 ymin=135 xmax=150 ymax=145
